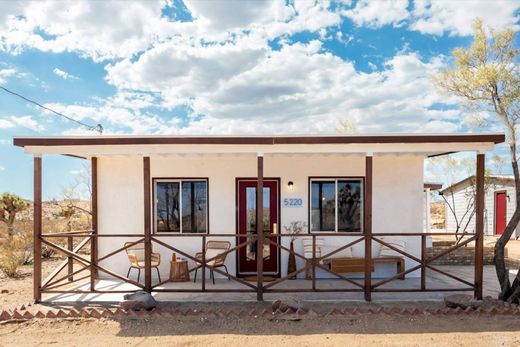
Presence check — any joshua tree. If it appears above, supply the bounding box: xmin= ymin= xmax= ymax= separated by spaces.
xmin=0 ymin=192 xmax=28 ymax=237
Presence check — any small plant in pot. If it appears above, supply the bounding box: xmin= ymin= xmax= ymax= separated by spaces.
xmin=283 ymin=221 xmax=307 ymax=280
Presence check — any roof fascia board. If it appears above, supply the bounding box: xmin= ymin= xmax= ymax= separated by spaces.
xmin=13 ymin=133 xmax=505 ymax=147
xmin=22 ymin=142 xmax=496 ymax=156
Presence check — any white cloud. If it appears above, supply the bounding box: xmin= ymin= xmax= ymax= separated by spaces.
xmin=0 ymin=0 xmax=494 ymax=137
xmin=0 ymin=0 xmax=170 ymax=61
xmin=8 ymin=115 xmax=45 ymax=132
xmin=0 ymin=118 xmax=15 ymax=128
xmin=183 ymin=0 xmax=280 ymax=32
xmin=343 ymin=0 xmax=410 ymax=28
xmin=106 ymin=37 xmax=268 ymax=106
xmin=104 ymin=37 xmax=459 ymax=134
xmin=0 ymin=0 xmax=342 ymax=61
xmin=53 ymin=68 xmax=79 ymax=80
xmin=44 ymin=102 xmax=173 ymax=135
xmin=0 ymin=68 xmax=17 ymax=84
xmin=0 ymin=165 xmax=4 ymax=171
xmin=0 ymin=1 xmax=25 ymax=32
xmin=410 ymin=0 xmax=520 ymax=36
xmin=342 ymin=0 xmax=520 ymax=36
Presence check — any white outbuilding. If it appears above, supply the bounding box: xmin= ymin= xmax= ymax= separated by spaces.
xmin=441 ymin=175 xmax=519 ymax=237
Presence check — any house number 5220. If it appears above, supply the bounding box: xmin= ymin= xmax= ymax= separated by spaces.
xmin=283 ymin=198 xmax=303 ymax=207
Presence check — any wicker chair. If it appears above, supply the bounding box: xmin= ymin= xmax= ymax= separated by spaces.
xmin=125 ymin=242 xmax=161 ymax=283
xmin=193 ymin=240 xmax=231 ymax=284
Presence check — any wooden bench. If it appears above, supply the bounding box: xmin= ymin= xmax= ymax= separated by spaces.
xmin=305 ymin=256 xmax=405 ymax=280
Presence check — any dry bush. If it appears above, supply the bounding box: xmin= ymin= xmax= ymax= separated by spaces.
xmin=41 ymin=244 xmax=56 ymax=259
xmin=0 ymin=234 xmax=28 ymax=277
xmin=0 ymin=201 xmax=93 ymax=272
xmin=431 ymin=201 xmax=446 ymax=229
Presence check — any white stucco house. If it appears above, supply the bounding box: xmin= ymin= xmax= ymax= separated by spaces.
xmin=13 ymin=133 xmax=503 ymax=302
xmin=442 ymin=175 xmax=519 ymax=237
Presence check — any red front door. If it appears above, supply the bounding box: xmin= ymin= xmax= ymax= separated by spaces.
xmin=495 ymin=192 xmax=507 ymax=235
xmin=237 ymin=179 xmax=279 ymax=276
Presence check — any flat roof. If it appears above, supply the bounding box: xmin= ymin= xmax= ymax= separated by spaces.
xmin=440 ymin=175 xmax=514 ymax=194
xmin=13 ymin=133 xmax=505 ymax=147
xmin=424 ymin=182 xmax=443 ymax=190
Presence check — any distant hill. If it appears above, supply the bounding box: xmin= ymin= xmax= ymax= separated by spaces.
xmin=16 ymin=199 xmax=91 ymax=221
xmin=1 ymin=199 xmax=93 ymax=234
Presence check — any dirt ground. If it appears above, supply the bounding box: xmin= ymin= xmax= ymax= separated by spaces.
xmin=2 ymin=253 xmax=520 ymax=346
xmin=1 ymin=314 xmax=519 ymax=347
xmin=0 ymin=257 xmax=62 ymax=310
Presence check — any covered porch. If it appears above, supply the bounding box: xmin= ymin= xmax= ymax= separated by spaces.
xmin=13 ymin=133 xmax=505 ymax=302
xmin=41 ymin=265 xmax=506 ymax=303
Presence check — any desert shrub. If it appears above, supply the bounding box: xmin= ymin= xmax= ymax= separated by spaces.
xmin=41 ymin=244 xmax=56 ymax=259
xmin=0 ymin=234 xmax=27 ymax=277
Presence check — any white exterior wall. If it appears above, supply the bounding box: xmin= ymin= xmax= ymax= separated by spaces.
xmin=97 ymin=154 xmax=424 ymax=280
xmin=444 ymin=183 xmax=518 ymax=236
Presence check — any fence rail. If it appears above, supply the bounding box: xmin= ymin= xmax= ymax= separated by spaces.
xmin=36 ymin=230 xmax=483 ymax=301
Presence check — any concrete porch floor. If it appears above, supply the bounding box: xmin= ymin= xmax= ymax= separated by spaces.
xmin=42 ymin=265 xmax=514 ymax=303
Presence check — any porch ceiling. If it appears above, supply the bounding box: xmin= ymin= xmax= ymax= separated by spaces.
xmin=13 ymin=133 xmax=505 ymax=158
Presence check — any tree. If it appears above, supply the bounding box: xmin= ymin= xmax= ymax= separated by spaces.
xmin=0 ymin=192 xmax=28 ymax=237
xmin=434 ymin=18 xmax=520 ymax=302
xmin=0 ymin=193 xmax=29 ymax=277
xmin=52 ymin=162 xmax=92 ymax=229
xmin=428 ymin=155 xmax=493 ymax=243
xmin=335 ymin=119 xmax=359 ymax=134
xmin=57 ymin=206 xmax=76 ymax=232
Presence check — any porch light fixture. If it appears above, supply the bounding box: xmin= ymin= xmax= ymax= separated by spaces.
xmin=288 ymin=181 xmax=294 ymax=190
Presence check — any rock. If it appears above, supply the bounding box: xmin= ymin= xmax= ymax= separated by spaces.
xmin=121 ymin=291 xmax=157 ymax=311
xmin=269 ymin=313 xmax=302 ymax=322
xmin=272 ymin=299 xmax=305 ymax=313
xmin=19 ymin=304 xmax=25 ymax=310
xmin=444 ymin=294 xmax=483 ymax=310
xmin=0 ymin=289 xmax=8 ymax=294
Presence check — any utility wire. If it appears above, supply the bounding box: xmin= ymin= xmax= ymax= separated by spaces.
xmin=0 ymin=86 xmax=103 ymax=134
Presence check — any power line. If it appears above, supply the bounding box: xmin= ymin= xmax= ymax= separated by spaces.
xmin=0 ymin=86 xmax=103 ymax=134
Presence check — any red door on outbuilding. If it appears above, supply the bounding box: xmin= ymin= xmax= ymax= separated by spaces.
xmin=495 ymin=192 xmax=507 ymax=235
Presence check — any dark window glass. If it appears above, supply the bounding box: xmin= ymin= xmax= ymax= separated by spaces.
xmin=156 ymin=182 xmax=180 ymax=232
xmin=310 ymin=179 xmax=363 ymax=232
xmin=181 ymin=181 xmax=207 ymax=233
xmin=311 ymin=181 xmax=335 ymax=231
xmin=338 ymin=180 xmax=362 ymax=232
xmin=245 ymin=187 xmax=271 ymax=261
xmin=156 ymin=180 xmax=207 ymax=233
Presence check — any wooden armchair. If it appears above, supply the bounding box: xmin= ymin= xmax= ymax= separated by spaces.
xmin=193 ymin=240 xmax=231 ymax=284
xmin=125 ymin=242 xmax=161 ymax=283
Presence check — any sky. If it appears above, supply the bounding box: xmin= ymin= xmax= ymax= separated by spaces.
xmin=0 ymin=0 xmax=519 ymax=199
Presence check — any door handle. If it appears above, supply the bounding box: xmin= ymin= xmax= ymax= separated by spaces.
xmin=273 ymin=223 xmax=277 ymax=234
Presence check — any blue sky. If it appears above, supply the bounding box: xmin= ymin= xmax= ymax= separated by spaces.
xmin=0 ymin=0 xmax=519 ymax=199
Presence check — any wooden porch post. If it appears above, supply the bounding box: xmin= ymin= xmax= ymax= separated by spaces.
xmin=257 ymin=154 xmax=264 ymax=301
xmin=90 ymin=157 xmax=98 ymax=291
xmin=474 ymin=153 xmax=485 ymax=300
xmin=143 ymin=156 xmax=152 ymax=292
xmin=33 ymin=155 xmax=42 ymax=302
xmin=425 ymin=188 xmax=431 ymax=233
xmin=364 ymin=154 xmax=373 ymax=301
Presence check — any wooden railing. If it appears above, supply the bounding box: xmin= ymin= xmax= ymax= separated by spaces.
xmin=36 ymin=230 xmax=483 ymax=301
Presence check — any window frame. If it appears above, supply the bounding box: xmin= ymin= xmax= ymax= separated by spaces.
xmin=308 ymin=176 xmax=364 ymax=233
xmin=153 ymin=177 xmax=209 ymax=234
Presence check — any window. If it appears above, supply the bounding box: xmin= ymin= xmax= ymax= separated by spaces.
xmin=310 ymin=178 xmax=363 ymax=232
xmin=154 ymin=179 xmax=208 ymax=233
